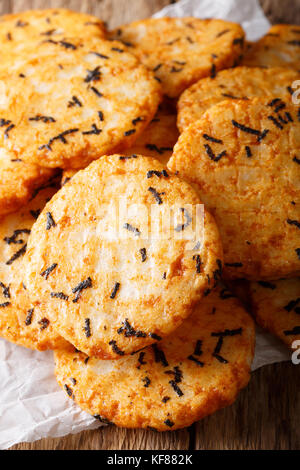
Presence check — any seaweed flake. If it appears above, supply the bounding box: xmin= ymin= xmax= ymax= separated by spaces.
xmin=296 ymin=248 xmax=300 ymax=260
xmin=29 ymin=115 xmax=56 ymax=123
xmin=203 ymin=134 xmax=223 ymax=144
xmin=39 ymin=128 xmax=79 ymax=151
xmin=109 ymin=340 xmax=124 ymax=356
xmin=152 ymin=343 xmax=168 ymax=367
xmin=245 ymin=146 xmax=252 ymax=158
xmin=193 ymin=254 xmax=202 ymax=274
xmin=4 ymin=229 xmax=30 ymax=245
xmin=41 ymin=263 xmax=58 ymax=280
xmin=147 ymin=170 xmax=169 ymax=179
xmin=139 ymin=248 xmax=147 ymax=262
xmin=64 ymin=384 xmax=73 ymax=397
xmin=204 ymin=144 xmax=226 ymax=162
xmin=124 ymin=129 xmax=136 ymax=137
xmin=50 ymin=292 xmax=68 ymax=300
xmin=0 ymin=282 xmax=10 ymax=299
xmin=84 ymin=318 xmax=91 ymax=338
xmin=165 ymin=366 xmax=182 ymax=383
xmin=148 ymin=187 xmax=164 ymax=205
xmin=6 ymin=243 xmax=27 ymax=265
xmin=117 ymin=318 xmax=146 ymax=337
xmin=123 ymin=223 xmax=141 ymax=236
xmin=90 ymin=86 xmax=103 ymax=97
xmin=162 ymin=396 xmax=170 ymax=403
xmin=98 ymin=111 xmax=104 ymax=121
xmin=149 ymin=332 xmax=162 ymax=341
xmin=30 ymin=209 xmax=41 ymax=220
xmin=219 ymin=288 xmax=235 ymax=299
xmin=142 ymin=377 xmax=151 ymax=387
xmin=38 ymin=318 xmax=50 ymax=330
xmin=187 ymin=355 xmax=204 ymax=367
xmin=169 ymin=380 xmax=183 ymax=397
xmin=82 ymin=124 xmax=102 ymax=135
xmin=84 ymin=66 xmax=101 ymax=83
xmin=287 ymin=219 xmax=300 ymax=229
xmin=268 ymin=115 xmax=284 ymax=129
xmin=284 ymin=298 xmax=300 ymax=313
xmin=25 ymin=308 xmax=34 ymax=326
xmin=90 ymin=52 xmax=109 ymax=59
xmin=0 ymin=302 xmax=10 ymax=308
xmin=138 ymin=352 xmax=147 ymax=365
xmin=194 ymin=339 xmax=203 ymax=356
xmin=46 ymin=212 xmax=56 ymax=230
xmin=284 ymin=326 xmax=300 ymax=336
xmin=72 ymin=277 xmax=92 ymax=303
xmin=110 ymin=282 xmax=120 ymax=299
xmin=164 ymin=419 xmax=174 ymax=427
xmin=68 ymin=96 xmax=82 ymax=108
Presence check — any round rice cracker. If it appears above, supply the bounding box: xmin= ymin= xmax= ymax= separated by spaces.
xmin=0 ymin=147 xmax=55 ymax=216
xmin=109 ymin=17 xmax=245 ymax=98
xmin=0 ymin=181 xmax=66 ymax=351
xmin=177 ymin=66 xmax=299 ymax=132
xmin=0 ymin=37 xmax=162 ymax=169
xmin=0 ymin=9 xmax=106 ymax=55
xmin=241 ymin=25 xmax=300 ymax=70
xmin=168 ymin=97 xmax=300 ymax=281
xmin=250 ymin=278 xmax=300 ymax=349
xmin=54 ymin=285 xmax=255 ymax=431
xmin=23 ymin=155 xmax=223 ymax=359
xmin=61 ymin=100 xmax=178 ymax=181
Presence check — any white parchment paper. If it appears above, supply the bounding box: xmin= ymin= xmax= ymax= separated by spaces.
xmin=0 ymin=0 xmax=291 ymax=450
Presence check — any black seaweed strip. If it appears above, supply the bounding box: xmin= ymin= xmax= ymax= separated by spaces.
xmin=90 ymin=86 xmax=103 ymax=97
xmin=72 ymin=277 xmax=93 ymax=303
xmin=245 ymin=146 xmax=252 ymax=158
xmin=287 ymin=219 xmax=300 ymax=229
xmin=123 ymin=223 xmax=141 ymax=236
xmin=284 ymin=326 xmax=300 ymax=336
xmin=46 ymin=212 xmax=56 ymax=230
xmin=284 ymin=298 xmax=300 ymax=312
xmin=25 ymin=308 xmax=34 ymax=325
xmin=142 ymin=377 xmax=151 ymax=387
xmin=152 ymin=344 xmax=168 ymax=367
xmin=6 ymin=243 xmax=27 ymax=265
xmin=139 ymin=248 xmax=147 ymax=262
xmin=84 ymin=318 xmax=91 ymax=338
xmin=149 ymin=333 xmax=162 ymax=341
xmin=4 ymin=229 xmax=30 ymax=245
xmin=268 ymin=115 xmax=284 ymax=129
xmin=41 ymin=263 xmax=58 ymax=280
xmin=109 ymin=340 xmax=125 ymax=356
xmin=110 ymin=282 xmax=120 ymax=299
xmin=169 ymin=380 xmax=183 ymax=397
xmin=50 ymin=292 xmax=68 ymax=300
xmin=188 ymin=355 xmax=204 ymax=367
xmin=38 ymin=318 xmax=50 ymax=330
xmin=84 ymin=66 xmax=101 ymax=83
xmin=0 ymin=302 xmax=10 ymax=308
xmin=203 ymin=134 xmax=223 ymax=144
xmin=148 ymin=187 xmax=164 ymax=205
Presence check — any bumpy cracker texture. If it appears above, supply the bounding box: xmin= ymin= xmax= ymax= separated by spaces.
xmin=61 ymin=100 xmax=179 ymax=181
xmin=241 ymin=25 xmax=300 ymax=70
xmin=0 ymin=37 xmax=162 ymax=169
xmin=169 ymin=97 xmax=300 ymax=280
xmin=0 ymin=8 xmax=106 ymax=56
xmin=24 ymin=155 xmax=223 ymax=359
xmin=122 ymin=101 xmax=179 ymax=165
xmin=55 ymin=285 xmax=255 ymax=431
xmin=0 ymin=182 xmax=66 ymax=351
xmin=177 ymin=66 xmax=299 ymax=132
xmin=250 ymin=278 xmax=300 ymax=348
xmin=110 ymin=17 xmax=245 ymax=98
xmin=0 ymin=147 xmax=55 ymax=216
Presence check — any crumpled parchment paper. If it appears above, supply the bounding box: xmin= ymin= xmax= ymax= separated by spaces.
xmin=0 ymin=0 xmax=291 ymax=450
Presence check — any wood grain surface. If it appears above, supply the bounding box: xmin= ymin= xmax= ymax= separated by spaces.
xmin=5 ymin=0 xmax=300 ymax=451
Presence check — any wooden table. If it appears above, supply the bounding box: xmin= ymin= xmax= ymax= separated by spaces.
xmin=7 ymin=0 xmax=300 ymax=451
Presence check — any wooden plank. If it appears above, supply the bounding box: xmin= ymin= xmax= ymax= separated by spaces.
xmin=8 ymin=0 xmax=172 ymax=28
xmin=4 ymin=0 xmax=300 ymax=451
xmin=194 ymin=363 xmax=300 ymax=450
